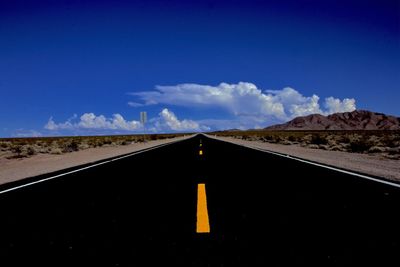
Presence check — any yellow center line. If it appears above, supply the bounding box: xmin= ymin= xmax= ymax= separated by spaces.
xmin=199 ymin=150 xmax=203 ymax=155
xmin=196 ymin=183 xmax=210 ymax=233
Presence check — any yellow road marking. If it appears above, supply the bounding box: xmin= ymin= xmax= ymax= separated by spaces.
xmin=199 ymin=143 xmax=202 ymax=147
xmin=199 ymin=150 xmax=203 ymax=155
xmin=196 ymin=183 xmax=210 ymax=233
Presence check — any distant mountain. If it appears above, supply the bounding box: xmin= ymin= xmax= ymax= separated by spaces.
xmin=265 ymin=110 xmax=400 ymax=130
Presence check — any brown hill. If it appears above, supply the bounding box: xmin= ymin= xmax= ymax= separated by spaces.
xmin=265 ymin=110 xmax=400 ymax=130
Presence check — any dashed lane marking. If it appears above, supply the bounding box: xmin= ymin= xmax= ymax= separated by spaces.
xmin=196 ymin=183 xmax=210 ymax=233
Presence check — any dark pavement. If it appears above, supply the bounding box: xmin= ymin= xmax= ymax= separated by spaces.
xmin=0 ymin=134 xmax=400 ymax=266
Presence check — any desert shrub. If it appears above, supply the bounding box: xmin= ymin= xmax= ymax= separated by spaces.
xmin=103 ymin=138 xmax=112 ymax=145
xmin=0 ymin=142 xmax=9 ymax=149
xmin=274 ymin=136 xmax=284 ymax=143
xmin=36 ymin=141 xmax=44 ymax=147
xmin=310 ymin=134 xmax=328 ymax=145
xmin=349 ymin=139 xmax=372 ymax=153
xmin=368 ymin=146 xmax=386 ymax=153
xmin=261 ymin=135 xmax=273 ymax=142
xmin=50 ymin=148 xmax=63 ymax=154
xmin=15 ymin=140 xmax=28 ymax=146
xmin=62 ymin=141 xmax=80 ymax=153
xmin=382 ymin=136 xmax=398 ymax=148
xmin=10 ymin=145 xmax=24 ymax=158
xmin=387 ymin=147 xmax=400 ymax=155
xmin=26 ymin=146 xmax=36 ymax=156
xmin=288 ymin=135 xmax=297 ymax=142
xmin=88 ymin=139 xmax=105 ymax=147
xmin=341 ymin=135 xmax=351 ymax=143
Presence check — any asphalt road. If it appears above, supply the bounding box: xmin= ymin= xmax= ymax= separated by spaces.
xmin=0 ymin=134 xmax=400 ymax=266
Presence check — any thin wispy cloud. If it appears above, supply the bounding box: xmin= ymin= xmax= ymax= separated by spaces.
xmin=14 ymin=129 xmax=43 ymax=137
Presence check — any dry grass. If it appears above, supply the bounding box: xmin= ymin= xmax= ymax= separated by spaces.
xmin=212 ymin=130 xmax=400 ymax=159
xmin=0 ymin=133 xmax=187 ymax=159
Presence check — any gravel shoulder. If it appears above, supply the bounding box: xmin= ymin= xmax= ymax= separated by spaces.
xmin=208 ymin=135 xmax=400 ymax=182
xmin=0 ymin=135 xmax=192 ymax=186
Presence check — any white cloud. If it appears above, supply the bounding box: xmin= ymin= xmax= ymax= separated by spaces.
xmin=45 ymin=113 xmax=141 ymax=131
xmin=324 ymin=97 xmax=356 ymax=114
xmin=265 ymin=87 xmax=322 ymax=118
xmin=130 ymin=82 xmax=356 ymax=121
xmin=151 ymin=108 xmax=207 ymax=132
xmin=159 ymin=108 xmax=199 ymax=131
xmin=131 ymin=82 xmax=286 ymax=119
xmin=45 ymin=110 xmax=204 ymax=133
xmin=44 ymin=82 xmax=357 ymax=135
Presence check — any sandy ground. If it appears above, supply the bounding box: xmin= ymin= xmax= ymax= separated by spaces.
xmin=0 ymin=135 xmax=192 ymax=186
xmin=208 ymin=135 xmax=400 ymax=182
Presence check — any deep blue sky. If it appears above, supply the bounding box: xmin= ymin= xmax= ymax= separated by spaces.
xmin=1 ymin=0 xmax=399 ymax=136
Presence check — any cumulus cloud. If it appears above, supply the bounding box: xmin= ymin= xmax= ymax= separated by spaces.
xmin=44 ymin=82 xmax=357 ymax=134
xmin=45 ymin=113 xmax=141 ymax=131
xmin=132 ymin=82 xmax=286 ymax=119
xmin=148 ymin=108 xmax=208 ymax=132
xmin=45 ymin=110 xmax=203 ymax=133
xmin=158 ymin=108 xmax=201 ymax=131
xmin=324 ymin=97 xmax=356 ymax=114
xmin=130 ymin=82 xmax=356 ymax=121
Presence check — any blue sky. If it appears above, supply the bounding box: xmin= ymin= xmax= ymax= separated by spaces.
xmin=1 ymin=0 xmax=399 ymax=136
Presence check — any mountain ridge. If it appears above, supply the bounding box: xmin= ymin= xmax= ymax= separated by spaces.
xmin=264 ymin=110 xmax=400 ymax=130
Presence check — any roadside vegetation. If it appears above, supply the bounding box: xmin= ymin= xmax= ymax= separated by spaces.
xmin=0 ymin=134 xmax=186 ymax=159
xmin=212 ymin=130 xmax=400 ymax=160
